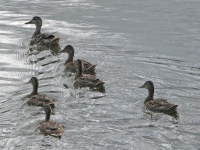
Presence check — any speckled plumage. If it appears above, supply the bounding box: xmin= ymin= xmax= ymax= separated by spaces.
xmin=27 ymin=94 xmax=55 ymax=109
xmin=40 ymin=104 xmax=63 ymax=138
xmin=27 ymin=77 xmax=55 ymax=109
xmin=25 ymin=16 xmax=60 ymax=46
xmin=74 ymin=74 xmax=104 ymax=88
xmin=140 ymin=81 xmax=178 ymax=119
xmin=60 ymin=45 xmax=96 ymax=75
xmin=74 ymin=59 xmax=105 ymax=92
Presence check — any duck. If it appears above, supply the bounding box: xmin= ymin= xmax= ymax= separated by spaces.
xmin=139 ymin=81 xmax=178 ymax=119
xmin=40 ymin=104 xmax=64 ymax=138
xmin=74 ymin=59 xmax=105 ymax=92
xmin=60 ymin=45 xmax=96 ymax=75
xmin=25 ymin=16 xmax=60 ymax=46
xmin=27 ymin=77 xmax=55 ymax=109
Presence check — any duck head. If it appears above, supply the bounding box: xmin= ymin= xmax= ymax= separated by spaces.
xmin=139 ymin=81 xmax=154 ymax=90
xmin=60 ymin=45 xmax=74 ymax=55
xmin=25 ymin=16 xmax=42 ymax=26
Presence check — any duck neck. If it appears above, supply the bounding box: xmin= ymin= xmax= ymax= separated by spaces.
xmin=33 ymin=24 xmax=42 ymax=36
xmin=31 ymin=82 xmax=38 ymax=95
xmin=65 ymin=53 xmax=74 ymax=64
xmin=75 ymin=60 xmax=82 ymax=79
xmin=45 ymin=108 xmax=51 ymax=121
xmin=144 ymin=88 xmax=154 ymax=103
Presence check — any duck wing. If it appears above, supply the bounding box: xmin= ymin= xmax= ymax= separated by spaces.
xmin=41 ymin=32 xmax=57 ymax=39
xmin=74 ymin=73 xmax=104 ymax=90
xmin=146 ymin=99 xmax=178 ymax=113
xmin=82 ymin=60 xmax=96 ymax=72
xmin=65 ymin=61 xmax=77 ymax=73
xmin=40 ymin=121 xmax=63 ymax=138
xmin=34 ymin=32 xmax=60 ymax=45
xmin=28 ymin=94 xmax=55 ymax=108
xmin=85 ymin=74 xmax=104 ymax=85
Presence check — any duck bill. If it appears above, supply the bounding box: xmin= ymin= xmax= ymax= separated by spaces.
xmin=26 ymin=79 xmax=31 ymax=84
xmin=59 ymin=49 xmax=65 ymax=53
xmin=25 ymin=20 xmax=33 ymax=24
xmin=139 ymin=85 xmax=145 ymax=88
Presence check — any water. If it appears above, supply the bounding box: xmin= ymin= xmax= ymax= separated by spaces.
xmin=0 ymin=0 xmax=200 ymax=149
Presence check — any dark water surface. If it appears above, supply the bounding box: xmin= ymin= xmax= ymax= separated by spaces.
xmin=0 ymin=0 xmax=200 ymax=149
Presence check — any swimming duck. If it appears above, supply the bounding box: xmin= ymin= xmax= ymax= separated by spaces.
xmin=40 ymin=104 xmax=64 ymax=138
xmin=60 ymin=45 xmax=96 ymax=75
xmin=139 ymin=81 xmax=178 ymax=119
xmin=25 ymin=16 xmax=60 ymax=46
xmin=74 ymin=59 xmax=105 ymax=92
xmin=27 ymin=77 xmax=55 ymax=109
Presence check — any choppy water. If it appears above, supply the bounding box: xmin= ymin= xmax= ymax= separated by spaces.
xmin=0 ymin=0 xmax=200 ymax=149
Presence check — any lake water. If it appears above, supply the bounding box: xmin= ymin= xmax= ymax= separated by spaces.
xmin=0 ymin=0 xmax=200 ymax=149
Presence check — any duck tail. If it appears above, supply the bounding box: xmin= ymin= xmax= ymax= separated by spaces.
xmin=167 ymin=105 xmax=179 ymax=119
xmin=169 ymin=105 xmax=178 ymax=111
xmin=96 ymin=81 xmax=105 ymax=86
xmin=86 ymin=64 xmax=97 ymax=72
xmin=51 ymin=37 xmax=60 ymax=45
xmin=49 ymin=103 xmax=55 ymax=109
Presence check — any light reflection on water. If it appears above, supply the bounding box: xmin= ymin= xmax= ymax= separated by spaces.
xmin=0 ymin=0 xmax=200 ymax=149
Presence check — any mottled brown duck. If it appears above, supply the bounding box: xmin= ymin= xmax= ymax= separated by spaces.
xmin=60 ymin=45 xmax=96 ymax=75
xmin=40 ymin=104 xmax=64 ymax=138
xmin=139 ymin=81 xmax=178 ymax=119
xmin=25 ymin=16 xmax=60 ymax=46
xmin=74 ymin=59 xmax=105 ymax=92
xmin=27 ymin=77 xmax=55 ymax=109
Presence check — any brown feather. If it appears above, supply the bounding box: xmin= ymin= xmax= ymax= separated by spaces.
xmin=40 ymin=121 xmax=63 ymax=138
xmin=140 ymin=81 xmax=178 ymax=119
xmin=27 ymin=94 xmax=55 ymax=109
xmin=40 ymin=104 xmax=64 ymax=138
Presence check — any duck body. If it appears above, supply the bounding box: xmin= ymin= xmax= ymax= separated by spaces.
xmin=74 ymin=74 xmax=104 ymax=88
xmin=25 ymin=16 xmax=60 ymax=46
xmin=65 ymin=60 xmax=96 ymax=74
xmin=145 ymin=99 xmax=178 ymax=116
xmin=140 ymin=81 xmax=178 ymax=119
xmin=60 ymin=45 xmax=96 ymax=75
xmin=27 ymin=77 xmax=55 ymax=109
xmin=28 ymin=94 xmax=55 ymax=109
xmin=74 ymin=59 xmax=105 ymax=92
xmin=40 ymin=104 xmax=63 ymax=138
xmin=31 ymin=32 xmax=60 ymax=46
xmin=40 ymin=121 xmax=63 ymax=138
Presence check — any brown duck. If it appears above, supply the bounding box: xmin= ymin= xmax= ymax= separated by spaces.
xmin=74 ymin=59 xmax=104 ymax=92
xmin=60 ymin=45 xmax=96 ymax=75
xmin=27 ymin=77 xmax=55 ymax=109
xmin=140 ymin=81 xmax=178 ymax=119
xmin=40 ymin=104 xmax=64 ymax=138
xmin=25 ymin=16 xmax=60 ymax=46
